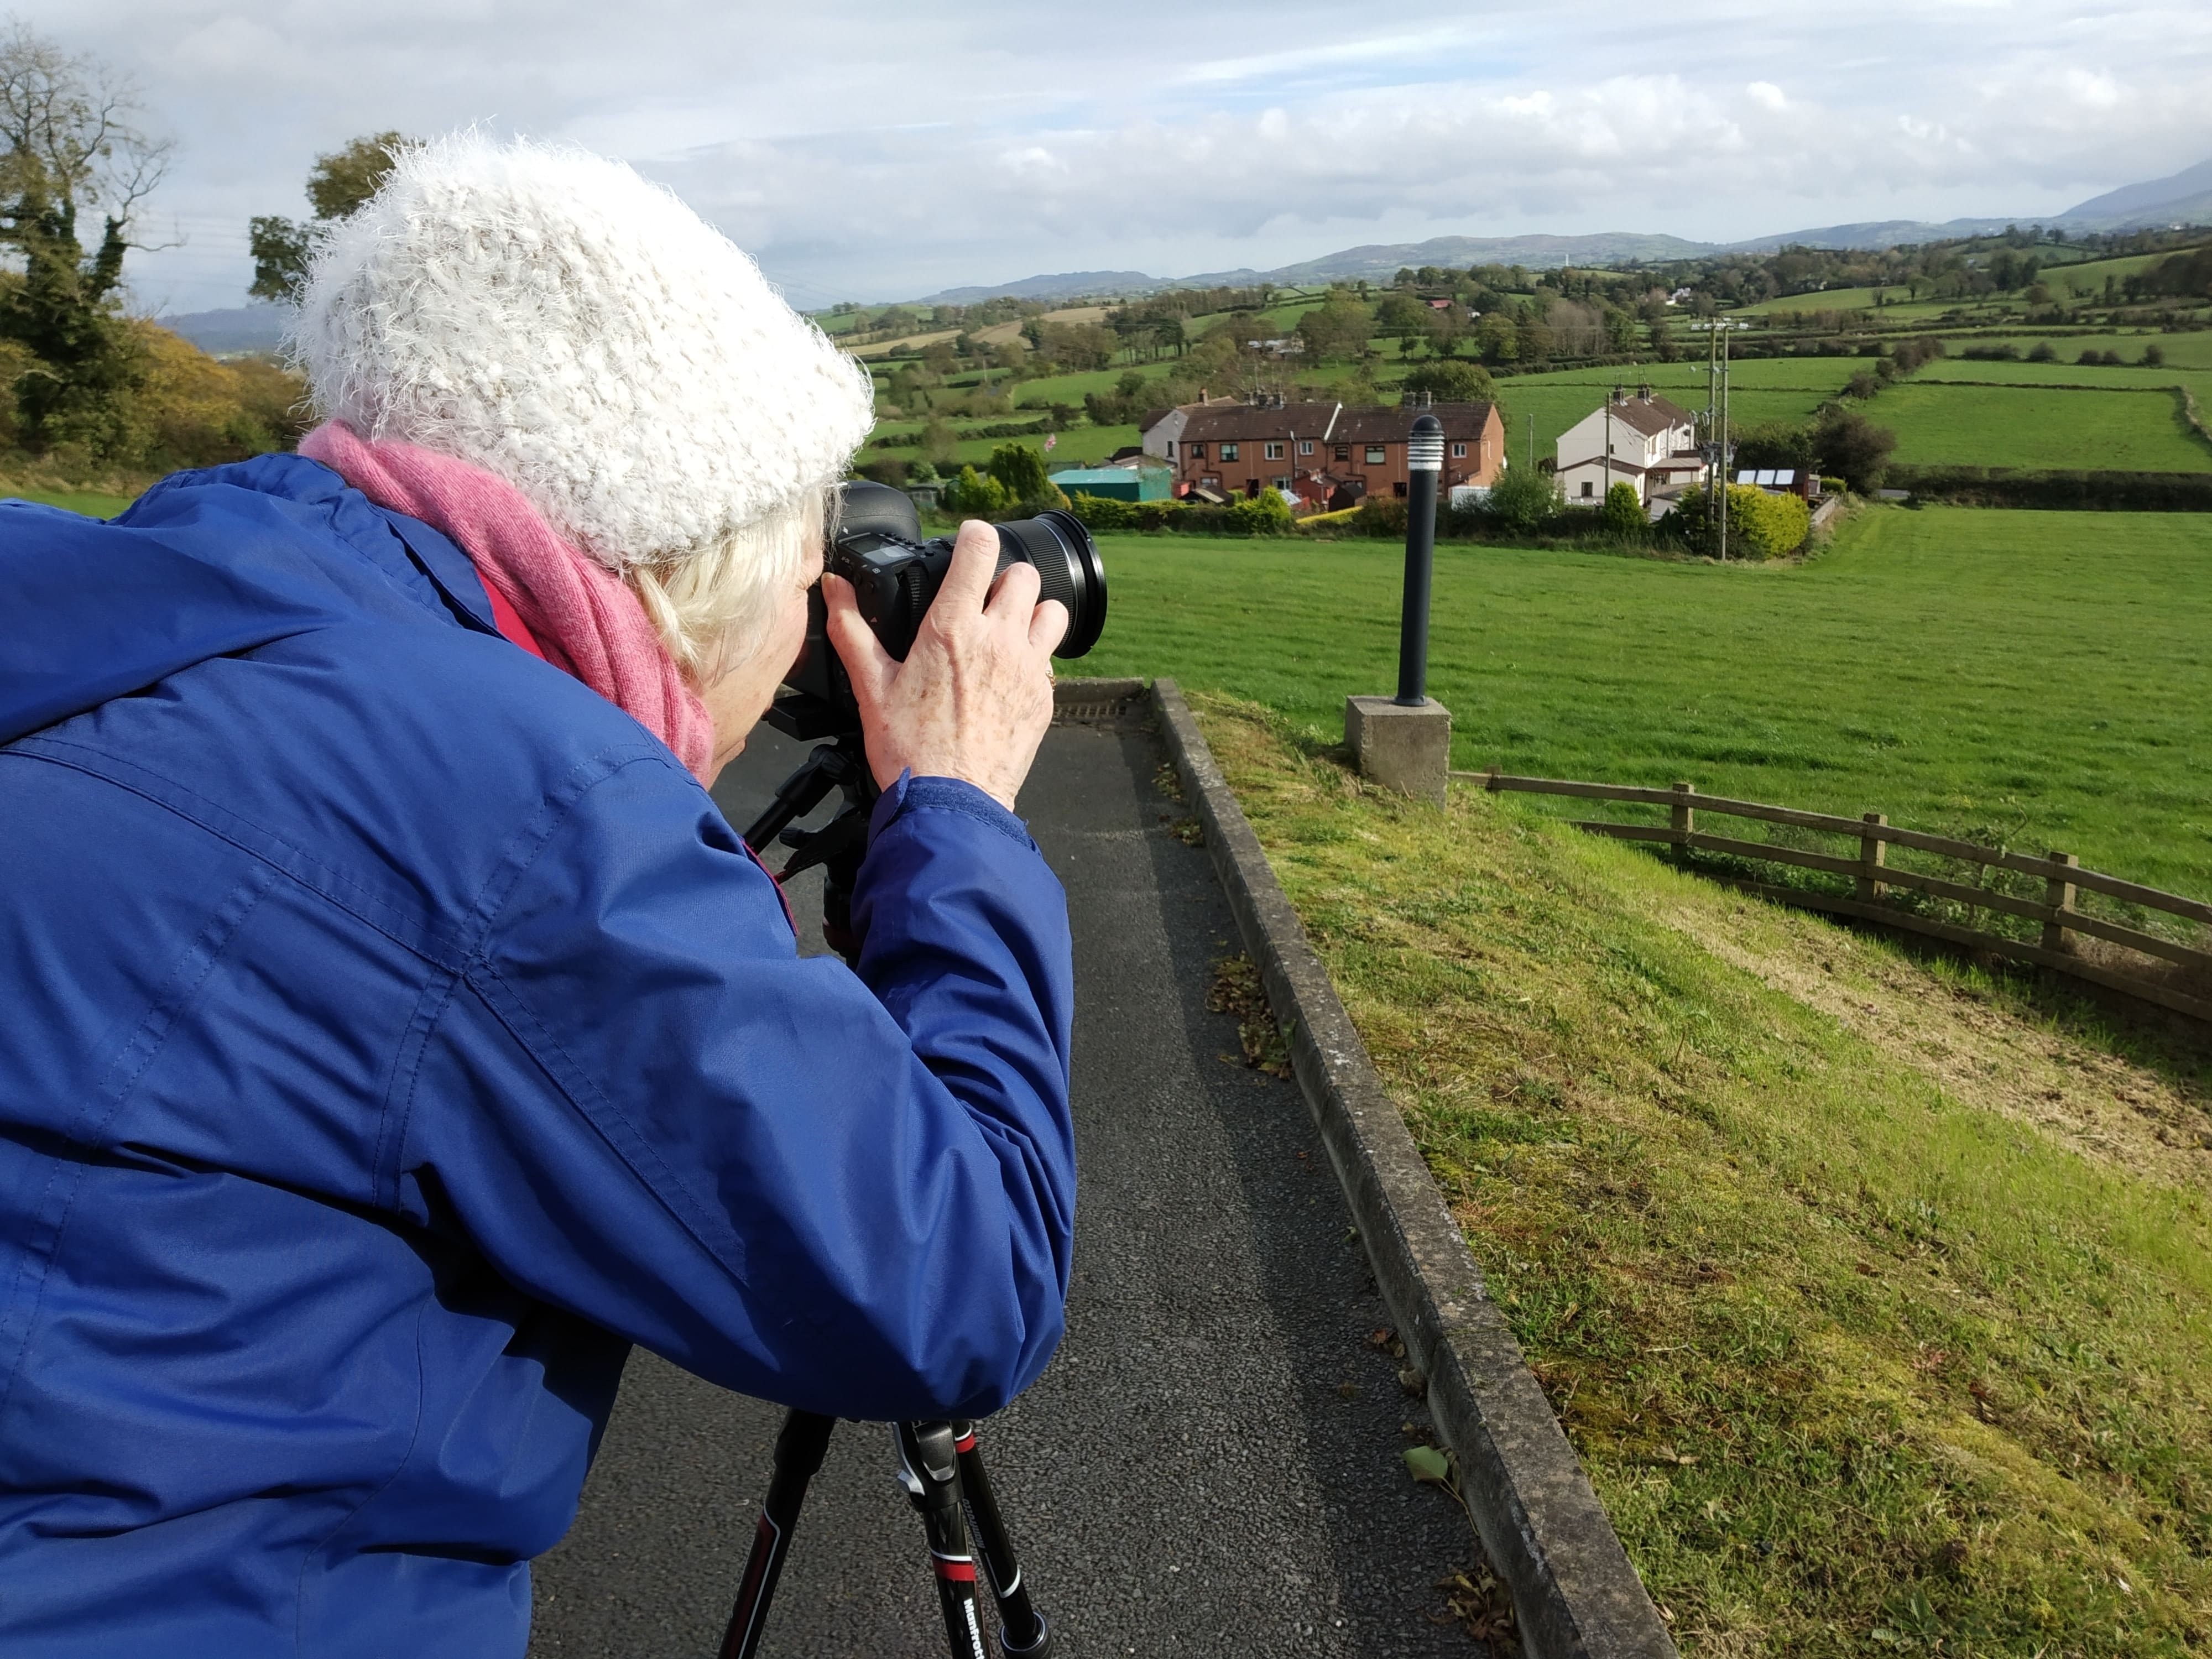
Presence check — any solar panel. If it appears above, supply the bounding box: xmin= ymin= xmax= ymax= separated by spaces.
xmin=1755 ymin=469 xmax=1778 ymax=487
xmin=1735 ymin=469 xmax=1755 ymax=484
xmin=1775 ymin=469 xmax=1794 ymax=484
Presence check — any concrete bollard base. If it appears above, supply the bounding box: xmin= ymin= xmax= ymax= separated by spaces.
xmin=1345 ymin=696 xmax=1452 ymax=806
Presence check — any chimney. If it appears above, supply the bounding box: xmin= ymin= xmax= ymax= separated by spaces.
xmin=1639 ymin=382 xmax=1652 ymax=401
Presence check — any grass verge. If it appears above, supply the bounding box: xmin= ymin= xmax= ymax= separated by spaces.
xmin=1195 ymin=691 xmax=2212 ymax=1656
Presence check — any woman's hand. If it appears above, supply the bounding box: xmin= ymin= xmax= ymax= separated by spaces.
xmin=823 ymin=519 xmax=1070 ymax=810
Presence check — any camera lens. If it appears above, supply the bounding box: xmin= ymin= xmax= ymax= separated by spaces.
xmin=994 ymin=512 xmax=1107 ymax=659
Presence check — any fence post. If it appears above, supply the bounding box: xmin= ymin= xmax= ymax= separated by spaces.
xmin=1857 ymin=813 xmax=1887 ymax=902
xmin=2041 ymin=852 xmax=2079 ymax=953
xmin=1670 ymin=782 xmax=1695 ymax=864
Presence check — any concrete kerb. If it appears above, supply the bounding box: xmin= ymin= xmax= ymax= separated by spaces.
xmin=1136 ymin=677 xmax=1678 ymax=1659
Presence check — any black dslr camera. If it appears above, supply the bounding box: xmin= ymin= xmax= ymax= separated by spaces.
xmin=768 ymin=480 xmax=1107 ymax=740
xmin=743 ymin=481 xmax=1108 ymax=951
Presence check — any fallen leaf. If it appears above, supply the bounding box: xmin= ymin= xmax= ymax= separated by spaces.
xmin=1404 ymin=1445 xmax=1452 ymax=1486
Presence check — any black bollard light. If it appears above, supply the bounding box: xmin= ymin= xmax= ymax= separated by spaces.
xmin=1395 ymin=413 xmax=1443 ymax=706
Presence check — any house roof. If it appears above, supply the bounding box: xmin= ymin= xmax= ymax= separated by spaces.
xmin=1594 ymin=394 xmax=1697 ymax=438
xmin=1178 ymin=400 xmax=1499 ymax=446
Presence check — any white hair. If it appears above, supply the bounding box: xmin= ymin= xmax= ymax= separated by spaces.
xmin=290 ymin=131 xmax=872 ymax=677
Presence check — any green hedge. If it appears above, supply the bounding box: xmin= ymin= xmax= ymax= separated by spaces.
xmin=1063 ymin=491 xmax=1292 ymax=536
xmin=1885 ymin=467 xmax=2212 ymax=511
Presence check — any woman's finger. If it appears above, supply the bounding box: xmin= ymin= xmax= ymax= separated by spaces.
xmin=822 ymin=573 xmax=898 ymax=716
xmin=1027 ymin=598 xmax=1070 ymax=655
xmin=932 ymin=520 xmax=1003 ymax=618
xmin=983 ymin=557 xmax=1042 ymax=622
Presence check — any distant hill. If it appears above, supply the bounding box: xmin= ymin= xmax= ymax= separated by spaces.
xmin=899 ymin=162 xmax=2212 ymax=310
xmin=1722 ymin=218 xmax=2020 ymax=253
xmin=2060 ymin=158 xmax=2212 ymax=228
xmin=1191 ymin=231 xmax=1717 ymax=284
xmin=922 ymin=270 xmax=1164 ymax=304
xmin=158 ymin=304 xmax=290 ymax=356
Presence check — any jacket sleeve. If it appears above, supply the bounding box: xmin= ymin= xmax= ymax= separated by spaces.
xmin=408 ymin=754 xmax=1076 ymax=1422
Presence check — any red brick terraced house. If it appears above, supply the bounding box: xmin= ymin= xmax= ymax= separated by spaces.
xmin=1141 ymin=397 xmax=1504 ymax=507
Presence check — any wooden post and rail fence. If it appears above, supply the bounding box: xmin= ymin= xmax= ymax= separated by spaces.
xmin=1450 ymin=770 xmax=2212 ymax=1025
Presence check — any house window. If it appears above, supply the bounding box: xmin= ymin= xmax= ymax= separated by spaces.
xmin=1451 ymin=442 xmax=1467 ymax=458
xmin=1365 ymin=445 xmax=1386 ymax=465
xmin=1334 ymin=445 xmax=1350 ymax=461
xmin=1580 ymin=481 xmax=1594 ymax=498
xmin=1166 ymin=441 xmax=1177 ymax=460
xmin=1220 ymin=442 xmax=1240 ymax=461
xmin=1264 ymin=441 xmax=1285 ymax=460
xmin=1188 ymin=442 xmax=1205 ymax=460
xmin=1271 ymin=475 xmax=1292 ymax=490
xmin=1298 ymin=440 xmax=1314 ymax=455
xmin=1200 ymin=474 xmax=1219 ymax=488
xmin=1392 ymin=481 xmax=1408 ymax=498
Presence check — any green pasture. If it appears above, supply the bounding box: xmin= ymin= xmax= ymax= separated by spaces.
xmin=1968 ymin=330 xmax=2212 ymax=369
xmin=1735 ymin=285 xmax=1905 ymax=315
xmin=2044 ymin=249 xmax=2184 ymax=298
xmin=1877 ymin=383 xmax=2212 ymax=471
xmin=1203 ymin=695 xmax=2212 ymax=1657
xmin=3 ymin=487 xmax=134 ymax=518
xmin=1081 ymin=507 xmax=2212 ymax=899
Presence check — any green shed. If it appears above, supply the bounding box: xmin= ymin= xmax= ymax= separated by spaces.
xmin=1051 ymin=465 xmax=1171 ymax=503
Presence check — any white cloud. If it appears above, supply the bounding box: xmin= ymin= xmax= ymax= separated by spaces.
xmin=14 ymin=0 xmax=2207 ymax=309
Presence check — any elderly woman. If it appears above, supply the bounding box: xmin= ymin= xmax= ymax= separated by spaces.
xmin=0 ymin=136 xmax=1074 ymax=1656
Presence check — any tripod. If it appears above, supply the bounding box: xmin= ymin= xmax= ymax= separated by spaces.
xmin=717 ymin=1412 xmax=1051 ymax=1659
xmin=722 ymin=719 xmax=1053 ymax=1658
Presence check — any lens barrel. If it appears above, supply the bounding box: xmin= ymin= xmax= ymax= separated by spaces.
xmin=992 ymin=512 xmax=1107 ymax=659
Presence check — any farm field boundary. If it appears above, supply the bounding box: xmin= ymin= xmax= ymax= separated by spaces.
xmin=1467 ymin=771 xmax=2212 ymax=1024
xmin=1886 ymin=465 xmax=2212 ymax=509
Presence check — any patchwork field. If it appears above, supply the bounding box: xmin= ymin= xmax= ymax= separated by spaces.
xmin=1876 ymin=383 xmax=2212 ymax=472
xmin=1081 ymin=507 xmax=2212 ymax=900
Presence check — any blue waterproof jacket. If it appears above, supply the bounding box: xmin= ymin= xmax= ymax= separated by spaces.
xmin=0 ymin=455 xmax=1076 ymax=1656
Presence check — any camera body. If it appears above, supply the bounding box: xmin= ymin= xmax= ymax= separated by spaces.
xmin=769 ymin=481 xmax=1106 ymax=740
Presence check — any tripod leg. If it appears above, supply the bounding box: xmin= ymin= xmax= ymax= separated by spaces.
xmin=718 ymin=1410 xmax=836 ymax=1659
xmin=895 ymin=1422 xmax=991 ymax=1659
xmin=953 ymin=1422 xmax=1053 ymax=1658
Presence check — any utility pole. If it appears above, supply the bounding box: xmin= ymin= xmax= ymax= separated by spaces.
xmin=1688 ymin=317 xmax=1747 ymax=561
xmin=1603 ymin=388 xmax=1613 ymax=506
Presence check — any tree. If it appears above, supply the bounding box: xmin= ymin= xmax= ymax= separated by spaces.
xmin=1811 ymin=408 xmax=1895 ymax=495
xmin=942 ymin=465 xmax=1012 ymax=518
xmin=1484 ymin=464 xmax=1558 ymax=534
xmin=1292 ymin=291 xmax=1370 ymax=362
xmin=1397 ymin=359 xmax=1496 ymax=403
xmin=1600 ymin=481 xmax=1647 ymax=539
xmin=0 ymin=23 xmax=171 ymax=457
xmin=985 ymin=442 xmax=1063 ymax=512
xmin=250 ymin=131 xmax=411 ymax=304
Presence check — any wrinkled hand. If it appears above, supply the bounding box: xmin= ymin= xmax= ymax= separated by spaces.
xmin=825 ymin=519 xmax=1070 ymax=810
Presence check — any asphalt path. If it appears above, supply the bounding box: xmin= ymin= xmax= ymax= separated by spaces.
xmin=526 ymin=705 xmax=1481 ymax=1657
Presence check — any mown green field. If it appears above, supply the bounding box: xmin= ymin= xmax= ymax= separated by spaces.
xmin=1972 ymin=331 xmax=2212 ymax=369
xmin=1204 ymin=696 xmax=2212 ymax=1657
xmin=1876 ymin=384 xmax=2212 ymax=471
xmin=1081 ymin=507 xmax=2212 ymax=899
xmin=2 ymin=488 xmax=134 ymax=518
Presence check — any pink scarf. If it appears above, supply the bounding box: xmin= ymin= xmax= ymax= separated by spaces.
xmin=299 ymin=421 xmax=716 ymax=781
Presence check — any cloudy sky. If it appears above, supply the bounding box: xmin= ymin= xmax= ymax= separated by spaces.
xmin=30 ymin=0 xmax=2212 ymax=315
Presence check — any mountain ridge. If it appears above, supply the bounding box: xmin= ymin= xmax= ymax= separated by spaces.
xmin=916 ymin=163 xmax=2212 ymax=306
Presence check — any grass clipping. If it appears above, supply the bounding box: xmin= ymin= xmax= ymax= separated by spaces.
xmin=1193 ymin=692 xmax=2212 ymax=1657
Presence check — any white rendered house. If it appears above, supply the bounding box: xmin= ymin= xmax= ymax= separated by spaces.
xmin=1556 ymin=389 xmax=1707 ymax=507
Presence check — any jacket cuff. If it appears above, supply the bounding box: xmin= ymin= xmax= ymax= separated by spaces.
xmin=868 ymin=770 xmax=1036 ymax=851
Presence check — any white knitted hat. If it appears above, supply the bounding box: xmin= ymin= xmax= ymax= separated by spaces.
xmin=293 ymin=133 xmax=874 ymax=572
